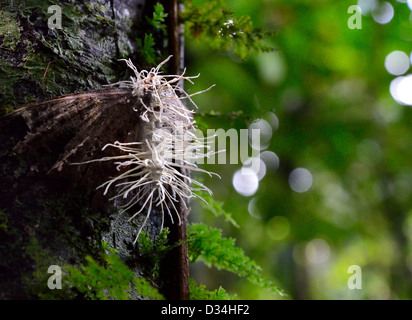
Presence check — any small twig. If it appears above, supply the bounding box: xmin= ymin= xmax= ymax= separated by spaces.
xmin=166 ymin=0 xmax=180 ymax=75
xmin=41 ymin=61 xmax=55 ymax=89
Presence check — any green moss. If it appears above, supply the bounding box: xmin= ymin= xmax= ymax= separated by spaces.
xmin=0 ymin=0 xmax=121 ymax=111
xmin=0 ymin=11 xmax=20 ymax=50
xmin=23 ymin=238 xmax=71 ymax=299
xmin=0 ymin=1 xmax=168 ymax=299
xmin=135 ymin=229 xmax=171 ymax=280
xmin=189 ymin=278 xmax=233 ymax=300
xmin=64 ymin=246 xmax=164 ymax=300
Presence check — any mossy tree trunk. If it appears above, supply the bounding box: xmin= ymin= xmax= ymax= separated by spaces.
xmin=0 ymin=0 xmax=187 ymax=300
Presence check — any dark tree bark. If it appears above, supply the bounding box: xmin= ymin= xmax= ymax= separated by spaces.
xmin=158 ymin=0 xmax=190 ymax=300
xmin=0 ymin=0 xmax=188 ymax=300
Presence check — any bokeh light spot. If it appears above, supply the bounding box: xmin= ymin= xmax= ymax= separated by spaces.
xmin=357 ymin=0 xmax=378 ymax=15
xmin=248 ymin=197 xmax=262 ymax=219
xmin=260 ymin=151 xmax=280 ymax=172
xmin=233 ymin=168 xmax=259 ymax=196
xmin=385 ymin=51 xmax=410 ymax=75
xmin=372 ymin=2 xmax=394 ymax=24
xmin=357 ymin=139 xmax=382 ymax=163
xmin=264 ymin=112 xmax=279 ymax=131
xmin=256 ymin=52 xmax=286 ymax=85
xmin=390 ymin=75 xmax=412 ymax=105
xmin=289 ymin=168 xmax=313 ymax=193
xmin=248 ymin=118 xmax=273 ymax=150
xmin=305 ymin=239 xmax=331 ymax=265
xmin=243 ymin=157 xmax=267 ymax=180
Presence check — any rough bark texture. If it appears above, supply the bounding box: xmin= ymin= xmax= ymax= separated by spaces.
xmin=0 ymin=88 xmax=166 ymax=299
xmin=0 ymin=0 xmax=151 ymax=108
xmin=0 ymin=0 xmax=176 ymax=299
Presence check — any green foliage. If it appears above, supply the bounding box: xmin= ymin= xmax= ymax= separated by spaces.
xmin=133 ymin=277 xmax=164 ymax=300
xmin=188 ymin=223 xmax=284 ymax=296
xmin=186 ymin=0 xmax=412 ymax=300
xmin=1 ymin=105 xmax=14 ymax=115
xmin=65 ymin=247 xmax=163 ymax=300
xmin=137 ymin=229 xmax=170 ymax=255
xmin=147 ymin=3 xmax=168 ymax=33
xmin=181 ymin=0 xmax=273 ymax=59
xmin=135 ymin=229 xmax=170 ymax=280
xmin=65 ymin=255 xmax=129 ymax=300
xmin=189 ymin=278 xmax=232 ymax=300
xmin=23 ymin=238 xmax=69 ymax=300
xmin=0 ymin=11 xmax=20 ymax=51
xmin=137 ymin=3 xmax=168 ymax=66
xmin=136 ymin=33 xmax=157 ymax=66
xmin=195 ymin=190 xmax=239 ymax=228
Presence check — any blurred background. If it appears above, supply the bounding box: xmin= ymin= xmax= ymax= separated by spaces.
xmin=185 ymin=0 xmax=412 ymax=299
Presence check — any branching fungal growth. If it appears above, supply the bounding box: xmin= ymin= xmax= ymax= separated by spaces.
xmin=79 ymin=56 xmax=219 ymax=244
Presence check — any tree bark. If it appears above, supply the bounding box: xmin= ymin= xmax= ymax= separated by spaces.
xmin=0 ymin=0 xmax=187 ymax=300
xmin=158 ymin=0 xmax=190 ymax=300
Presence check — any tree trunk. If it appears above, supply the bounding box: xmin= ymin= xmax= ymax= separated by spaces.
xmin=0 ymin=0 xmax=188 ymax=300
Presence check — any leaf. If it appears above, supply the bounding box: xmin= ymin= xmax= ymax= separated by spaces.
xmin=188 ymin=223 xmax=285 ymax=296
xmin=149 ymin=3 xmax=168 ymax=31
xmin=195 ymin=190 xmax=240 ymax=228
xmin=189 ymin=278 xmax=233 ymax=300
xmin=64 ymin=252 xmax=164 ymax=300
xmin=137 ymin=33 xmax=157 ymax=66
xmin=181 ymin=0 xmax=274 ymax=59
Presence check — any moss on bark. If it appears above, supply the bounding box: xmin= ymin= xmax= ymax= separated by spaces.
xmin=0 ymin=0 xmax=165 ymax=299
xmin=0 ymin=0 xmax=147 ymax=112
